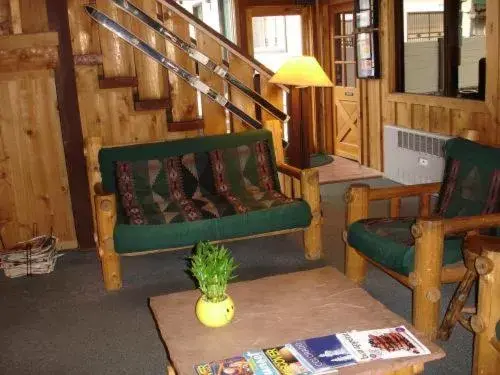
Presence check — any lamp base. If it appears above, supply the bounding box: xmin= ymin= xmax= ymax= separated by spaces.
xmin=310 ymin=152 xmax=334 ymax=168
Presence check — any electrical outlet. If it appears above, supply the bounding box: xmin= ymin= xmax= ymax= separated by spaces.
xmin=418 ymin=157 xmax=429 ymax=167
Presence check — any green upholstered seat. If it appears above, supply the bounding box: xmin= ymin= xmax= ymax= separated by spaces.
xmin=114 ymin=198 xmax=311 ymax=252
xmin=348 ymin=137 xmax=500 ymax=276
xmin=347 ymin=218 xmax=463 ymax=275
xmin=98 ymin=130 xmax=312 ymax=253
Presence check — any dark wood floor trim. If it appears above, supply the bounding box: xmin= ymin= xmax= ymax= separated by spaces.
xmin=46 ymin=0 xmax=94 ymax=249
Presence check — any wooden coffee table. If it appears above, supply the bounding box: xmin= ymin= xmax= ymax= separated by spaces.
xmin=149 ymin=267 xmax=445 ymax=374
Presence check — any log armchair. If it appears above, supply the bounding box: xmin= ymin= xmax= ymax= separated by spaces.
xmin=344 ymin=135 xmax=500 ymax=339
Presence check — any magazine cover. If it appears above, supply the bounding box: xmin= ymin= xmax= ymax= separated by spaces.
xmin=244 ymin=350 xmax=280 ymax=375
xmin=336 ymin=326 xmax=431 ymax=362
xmin=263 ymin=346 xmax=311 ymax=375
xmin=287 ymin=334 xmax=356 ymax=373
xmin=194 ymin=356 xmax=254 ymax=375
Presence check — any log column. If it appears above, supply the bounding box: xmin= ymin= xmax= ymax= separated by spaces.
xmin=345 ymin=184 xmax=369 ymax=283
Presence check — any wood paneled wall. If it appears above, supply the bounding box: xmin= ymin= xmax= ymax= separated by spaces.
xmin=316 ymin=0 xmax=500 ymax=171
xmin=0 ymin=0 xmax=77 ymax=249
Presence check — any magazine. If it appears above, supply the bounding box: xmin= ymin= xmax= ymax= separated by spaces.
xmin=243 ymin=350 xmax=280 ymax=375
xmin=336 ymin=326 xmax=431 ymax=362
xmin=287 ymin=334 xmax=356 ymax=374
xmin=194 ymin=355 xmax=253 ymax=375
xmin=193 ymin=326 xmax=431 ymax=375
xmin=263 ymin=346 xmax=311 ymax=375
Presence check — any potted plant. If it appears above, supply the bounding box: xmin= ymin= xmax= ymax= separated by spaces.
xmin=188 ymin=241 xmax=238 ymax=328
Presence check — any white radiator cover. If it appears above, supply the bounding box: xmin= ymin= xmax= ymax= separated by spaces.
xmin=383 ymin=125 xmax=452 ymax=185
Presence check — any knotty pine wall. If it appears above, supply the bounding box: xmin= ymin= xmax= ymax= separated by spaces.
xmin=316 ymin=0 xmax=500 ymax=171
xmin=0 ymin=0 xmax=283 ymax=248
xmin=0 ymin=0 xmax=77 ymax=248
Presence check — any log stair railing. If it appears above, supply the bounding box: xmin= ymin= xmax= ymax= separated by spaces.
xmin=73 ymin=0 xmax=288 ymax=135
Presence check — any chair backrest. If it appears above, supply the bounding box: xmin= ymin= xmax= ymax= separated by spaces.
xmin=436 ymin=138 xmax=500 ymax=220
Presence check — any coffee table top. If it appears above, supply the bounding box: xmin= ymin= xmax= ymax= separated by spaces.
xmin=150 ymin=267 xmax=445 ymax=375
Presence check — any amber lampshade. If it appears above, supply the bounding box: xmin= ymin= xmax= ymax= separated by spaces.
xmin=269 ymin=56 xmax=333 ymax=88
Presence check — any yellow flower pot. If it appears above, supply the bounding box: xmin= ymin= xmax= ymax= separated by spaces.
xmin=195 ymin=294 xmax=235 ymax=328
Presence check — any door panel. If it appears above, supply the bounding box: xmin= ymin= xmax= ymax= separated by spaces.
xmin=331 ymin=7 xmax=360 ymax=162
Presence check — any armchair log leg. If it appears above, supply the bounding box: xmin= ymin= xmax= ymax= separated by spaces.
xmin=411 ymin=218 xmax=445 ymax=339
xmin=472 ymin=246 xmax=500 ymax=375
xmin=95 ymin=194 xmax=122 ymax=291
xmin=301 ymin=168 xmax=322 ymax=260
xmin=345 ymin=184 xmax=369 ymax=283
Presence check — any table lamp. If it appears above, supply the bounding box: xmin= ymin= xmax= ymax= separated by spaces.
xmin=269 ymin=56 xmax=333 ymax=168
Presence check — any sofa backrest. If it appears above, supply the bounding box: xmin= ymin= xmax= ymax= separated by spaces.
xmin=99 ymin=129 xmax=280 ymax=196
xmin=436 ymin=138 xmax=500 ymax=220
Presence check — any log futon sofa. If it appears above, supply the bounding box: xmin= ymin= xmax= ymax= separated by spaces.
xmin=85 ymin=122 xmax=322 ymax=291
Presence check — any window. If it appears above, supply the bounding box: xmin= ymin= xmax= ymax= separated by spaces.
xmin=395 ymin=0 xmax=486 ymax=100
xmin=252 ymin=16 xmax=288 ymax=54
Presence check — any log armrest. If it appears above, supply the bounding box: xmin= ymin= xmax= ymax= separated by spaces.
xmin=368 ymin=182 xmax=441 ymax=201
xmin=277 ymin=162 xmax=302 ymax=179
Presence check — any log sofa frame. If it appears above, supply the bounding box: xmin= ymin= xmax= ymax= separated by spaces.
xmin=84 ymin=121 xmax=322 ymax=291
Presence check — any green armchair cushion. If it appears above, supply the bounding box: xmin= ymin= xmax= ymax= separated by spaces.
xmin=347 ymin=218 xmax=463 ymax=275
xmin=436 ymin=137 xmax=500 ymax=219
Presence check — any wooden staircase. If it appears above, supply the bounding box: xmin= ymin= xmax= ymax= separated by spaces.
xmin=70 ymin=0 xmax=287 ymax=143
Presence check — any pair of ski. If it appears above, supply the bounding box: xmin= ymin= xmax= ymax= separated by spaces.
xmin=85 ymin=0 xmax=289 ymax=130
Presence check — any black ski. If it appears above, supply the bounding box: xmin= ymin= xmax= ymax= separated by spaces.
xmin=84 ymin=5 xmax=263 ymax=130
xmin=110 ymin=0 xmax=289 ymax=123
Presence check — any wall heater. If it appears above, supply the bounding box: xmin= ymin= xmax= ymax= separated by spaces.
xmin=383 ymin=125 xmax=452 ymax=185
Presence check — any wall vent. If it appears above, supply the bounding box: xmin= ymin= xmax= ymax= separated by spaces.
xmin=384 ymin=125 xmax=452 ymax=185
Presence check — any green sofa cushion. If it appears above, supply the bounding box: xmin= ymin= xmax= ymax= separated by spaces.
xmin=114 ymin=199 xmax=312 ymax=253
xmin=347 ymin=218 xmax=463 ymax=275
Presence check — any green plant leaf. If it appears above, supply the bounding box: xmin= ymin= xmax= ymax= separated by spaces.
xmin=187 ymin=241 xmax=238 ymax=302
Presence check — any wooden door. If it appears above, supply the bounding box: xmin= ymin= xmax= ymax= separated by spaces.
xmin=331 ymin=5 xmax=360 ymax=162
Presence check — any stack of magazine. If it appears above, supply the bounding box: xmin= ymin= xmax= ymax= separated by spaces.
xmin=194 ymin=326 xmax=430 ymax=375
xmin=0 ymin=235 xmax=58 ymax=278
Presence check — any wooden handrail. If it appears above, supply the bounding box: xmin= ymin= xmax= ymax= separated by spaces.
xmin=157 ymin=0 xmax=289 ymax=92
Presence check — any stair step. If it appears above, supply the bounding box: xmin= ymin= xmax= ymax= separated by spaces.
xmin=134 ymin=98 xmax=171 ymax=112
xmin=98 ymin=76 xmax=138 ymax=89
xmin=168 ymin=119 xmax=204 ymax=132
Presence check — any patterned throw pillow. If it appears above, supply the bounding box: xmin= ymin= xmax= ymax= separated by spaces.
xmin=114 ymin=140 xmax=286 ymax=225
